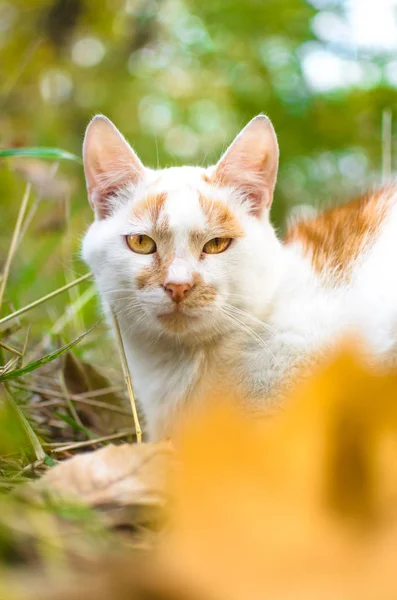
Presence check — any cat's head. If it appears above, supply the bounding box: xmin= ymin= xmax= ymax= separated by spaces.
xmin=82 ymin=115 xmax=281 ymax=342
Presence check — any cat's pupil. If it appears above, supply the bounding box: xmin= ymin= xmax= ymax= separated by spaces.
xmin=215 ymin=238 xmax=219 ymax=246
xmin=139 ymin=235 xmax=143 ymax=244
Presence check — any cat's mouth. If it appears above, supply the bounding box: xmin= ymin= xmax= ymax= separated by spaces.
xmin=158 ymin=309 xmax=199 ymax=320
xmin=157 ymin=308 xmax=203 ymax=329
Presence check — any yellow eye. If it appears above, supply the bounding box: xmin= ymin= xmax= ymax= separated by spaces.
xmin=126 ymin=234 xmax=157 ymax=255
xmin=202 ymin=237 xmax=232 ymax=255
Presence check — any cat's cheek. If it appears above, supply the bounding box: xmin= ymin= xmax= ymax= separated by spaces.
xmin=199 ymin=256 xmax=232 ymax=291
xmin=82 ymin=228 xmax=110 ymax=275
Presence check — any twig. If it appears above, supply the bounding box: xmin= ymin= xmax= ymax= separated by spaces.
xmin=30 ymin=399 xmax=62 ymax=408
xmin=12 ymin=383 xmax=131 ymax=415
xmin=16 ymin=458 xmax=47 ymax=476
xmin=59 ymin=371 xmax=84 ymax=428
xmin=28 ymin=284 xmax=97 ymax=362
xmin=0 ymin=357 xmax=19 ymax=375
xmin=18 ymin=161 xmax=60 ymax=243
xmin=35 ymin=397 xmax=131 ymax=415
xmin=49 ymin=284 xmax=96 ymax=335
xmin=0 ymin=183 xmax=31 ymax=313
xmin=0 ymin=341 xmax=23 ymax=357
xmin=14 ymin=383 xmax=123 ymax=399
xmin=48 ymin=429 xmax=135 ymax=452
xmin=0 ymin=272 xmax=92 ymax=328
xmin=19 ymin=324 xmax=31 ymax=367
xmin=110 ymin=309 xmax=142 ymax=443
xmin=63 ymin=192 xmax=86 ymax=335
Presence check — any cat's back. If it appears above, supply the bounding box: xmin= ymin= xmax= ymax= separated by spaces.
xmin=284 ymin=185 xmax=397 ymax=286
xmin=284 ymin=184 xmax=397 ymax=356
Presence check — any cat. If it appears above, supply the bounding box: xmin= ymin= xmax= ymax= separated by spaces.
xmin=82 ymin=114 xmax=397 ymax=440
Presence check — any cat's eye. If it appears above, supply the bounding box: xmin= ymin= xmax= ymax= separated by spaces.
xmin=202 ymin=237 xmax=232 ymax=255
xmin=126 ymin=234 xmax=157 ymax=254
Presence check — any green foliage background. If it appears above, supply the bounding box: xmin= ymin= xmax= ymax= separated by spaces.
xmin=0 ymin=2 xmax=397 ymax=583
xmin=0 ymin=0 xmax=396 ymax=336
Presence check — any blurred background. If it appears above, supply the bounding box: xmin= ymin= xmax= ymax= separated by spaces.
xmin=1 ymin=4 xmax=397 ymax=589
xmin=1 ymin=0 xmax=397 ymax=337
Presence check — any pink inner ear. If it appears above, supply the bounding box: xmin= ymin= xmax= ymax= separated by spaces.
xmin=212 ymin=116 xmax=279 ymax=215
xmin=83 ymin=116 xmax=144 ymax=219
xmin=216 ymin=152 xmax=272 ymax=215
xmin=88 ymin=156 xmax=141 ymax=219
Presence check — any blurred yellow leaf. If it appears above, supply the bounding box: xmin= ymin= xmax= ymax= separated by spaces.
xmin=163 ymin=341 xmax=397 ymax=600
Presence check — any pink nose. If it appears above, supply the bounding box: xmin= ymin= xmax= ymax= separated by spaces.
xmin=164 ymin=282 xmax=193 ymax=303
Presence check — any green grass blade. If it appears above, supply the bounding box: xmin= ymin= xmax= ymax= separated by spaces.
xmin=0 ymin=324 xmax=97 ymax=382
xmin=4 ymin=387 xmax=45 ymax=462
xmin=0 ymin=147 xmax=82 ymax=163
xmin=0 ymin=272 xmax=92 ymax=329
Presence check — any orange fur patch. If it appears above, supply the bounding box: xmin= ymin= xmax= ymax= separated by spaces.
xmin=133 ymin=192 xmax=173 ymax=290
xmin=187 ymin=273 xmax=217 ymax=308
xmin=131 ymin=192 xmax=167 ymax=230
xmin=284 ymin=187 xmax=392 ymax=283
xmin=199 ymin=193 xmax=244 ymax=239
xmin=136 ymin=255 xmax=169 ymax=291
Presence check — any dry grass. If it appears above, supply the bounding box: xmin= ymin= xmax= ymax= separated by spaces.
xmin=0 ymin=154 xmax=153 ymax=597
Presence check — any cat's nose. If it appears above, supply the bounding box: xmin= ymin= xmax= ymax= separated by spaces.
xmin=164 ymin=282 xmax=193 ymax=303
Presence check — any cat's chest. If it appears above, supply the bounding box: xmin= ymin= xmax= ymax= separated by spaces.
xmin=124 ymin=328 xmax=304 ymax=436
xmin=124 ymin=337 xmax=209 ymax=438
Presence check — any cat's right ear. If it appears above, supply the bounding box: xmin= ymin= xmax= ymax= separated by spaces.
xmin=212 ymin=115 xmax=279 ymax=216
xmin=83 ymin=116 xmax=144 ymax=219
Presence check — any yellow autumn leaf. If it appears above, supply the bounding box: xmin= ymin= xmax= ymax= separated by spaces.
xmin=162 ymin=340 xmax=397 ymax=600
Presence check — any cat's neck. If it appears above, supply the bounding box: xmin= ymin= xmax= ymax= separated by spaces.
xmin=120 ymin=323 xmax=209 ymax=439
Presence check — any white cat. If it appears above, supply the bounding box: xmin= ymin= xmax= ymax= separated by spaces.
xmin=82 ymin=114 xmax=397 ymax=439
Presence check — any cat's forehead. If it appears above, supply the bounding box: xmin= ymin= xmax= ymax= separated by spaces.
xmin=128 ymin=165 xmax=243 ymax=241
xmin=152 ymin=168 xmax=207 ymax=229
xmin=131 ymin=167 xmax=216 ymax=227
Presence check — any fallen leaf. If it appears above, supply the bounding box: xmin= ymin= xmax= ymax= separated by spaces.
xmin=162 ymin=340 xmax=397 ymax=600
xmin=36 ymin=442 xmax=173 ymax=512
xmin=62 ymin=352 xmax=135 ymax=434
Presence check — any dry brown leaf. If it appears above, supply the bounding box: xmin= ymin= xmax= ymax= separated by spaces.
xmin=39 ymin=442 xmax=173 ymax=509
xmin=62 ymin=352 xmax=134 ymax=434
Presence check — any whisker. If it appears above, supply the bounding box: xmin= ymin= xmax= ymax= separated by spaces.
xmin=111 ymin=306 xmax=142 ymax=318
xmin=123 ymin=313 xmax=147 ymax=337
xmin=110 ymin=304 xmax=143 ymax=320
xmin=109 ymin=296 xmax=147 ymax=302
xmin=226 ymin=292 xmax=256 ymax=300
xmin=101 ymin=288 xmax=137 ymax=294
xmin=109 ymin=300 xmax=142 ymax=310
xmin=220 ymin=307 xmax=278 ymax=365
xmin=224 ymin=303 xmax=276 ymax=335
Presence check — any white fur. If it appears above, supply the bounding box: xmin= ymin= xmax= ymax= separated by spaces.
xmin=83 ymin=171 xmax=397 ymax=440
xmin=82 ymin=117 xmax=397 ymax=440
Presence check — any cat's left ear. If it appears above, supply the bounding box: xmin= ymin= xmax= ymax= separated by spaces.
xmin=83 ymin=115 xmax=144 ymax=219
xmin=212 ymin=115 xmax=279 ymax=216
